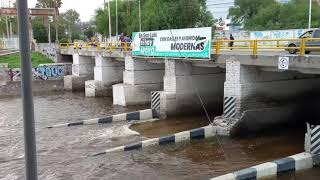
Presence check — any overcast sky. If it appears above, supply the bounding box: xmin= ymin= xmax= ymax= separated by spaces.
xmin=28 ymin=0 xmax=104 ymax=22
xmin=25 ymin=0 xmax=232 ymax=22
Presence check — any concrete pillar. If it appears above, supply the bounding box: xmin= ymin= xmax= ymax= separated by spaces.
xmin=85 ymin=54 xmax=124 ymax=97
xmin=113 ymin=56 xmax=165 ymax=106
xmin=159 ymin=59 xmax=225 ymax=118
xmin=222 ymin=57 xmax=320 ymax=135
xmin=64 ymin=54 xmax=95 ymax=91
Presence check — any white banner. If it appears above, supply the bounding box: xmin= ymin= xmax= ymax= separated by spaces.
xmin=131 ymin=27 xmax=212 ymax=59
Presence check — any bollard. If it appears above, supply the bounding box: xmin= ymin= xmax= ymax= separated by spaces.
xmin=305 ymin=122 xmax=320 ymax=155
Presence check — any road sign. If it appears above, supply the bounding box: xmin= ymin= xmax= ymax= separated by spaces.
xmin=278 ymin=57 xmax=289 ymax=70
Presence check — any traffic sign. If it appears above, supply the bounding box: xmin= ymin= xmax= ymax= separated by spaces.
xmin=278 ymin=57 xmax=289 ymax=70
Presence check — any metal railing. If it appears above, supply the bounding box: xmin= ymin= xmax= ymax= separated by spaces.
xmin=60 ymin=38 xmax=320 ymax=56
xmin=214 ymin=38 xmax=320 ymax=56
xmin=60 ymin=42 xmax=132 ymax=52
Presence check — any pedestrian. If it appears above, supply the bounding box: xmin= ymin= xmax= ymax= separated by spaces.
xmin=229 ymin=34 xmax=234 ymax=50
xmin=119 ymin=33 xmax=125 ymax=43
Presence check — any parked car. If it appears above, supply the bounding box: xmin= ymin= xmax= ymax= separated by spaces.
xmin=287 ymin=29 xmax=320 ymax=54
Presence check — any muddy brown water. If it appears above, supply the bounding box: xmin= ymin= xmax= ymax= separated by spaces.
xmin=0 ymin=92 xmax=319 ymax=180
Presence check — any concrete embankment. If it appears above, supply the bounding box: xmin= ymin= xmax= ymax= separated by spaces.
xmin=0 ymin=80 xmax=64 ymax=97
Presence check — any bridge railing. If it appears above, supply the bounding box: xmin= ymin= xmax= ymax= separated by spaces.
xmin=60 ymin=38 xmax=320 ymax=56
xmin=214 ymin=38 xmax=320 ymax=56
xmin=59 ymin=42 xmax=132 ymax=52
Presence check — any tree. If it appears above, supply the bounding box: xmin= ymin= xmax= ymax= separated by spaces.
xmin=229 ymin=0 xmax=275 ymax=27
xmin=32 ymin=17 xmax=48 ymax=43
xmin=36 ymin=0 xmax=62 ymax=14
xmin=59 ymin=9 xmax=80 ymax=41
xmin=229 ymin=0 xmax=320 ymax=30
xmin=36 ymin=0 xmax=63 ymax=42
xmin=94 ymin=0 xmax=214 ymax=37
xmin=84 ymin=26 xmax=95 ymax=40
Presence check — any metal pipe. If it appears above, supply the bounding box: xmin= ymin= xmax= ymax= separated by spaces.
xmin=17 ymin=0 xmax=38 ymax=179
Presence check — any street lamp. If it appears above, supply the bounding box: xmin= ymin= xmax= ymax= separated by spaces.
xmin=129 ymin=0 xmax=142 ymax=32
xmin=103 ymin=0 xmax=112 ymax=42
xmin=308 ymin=0 xmax=312 ymax=29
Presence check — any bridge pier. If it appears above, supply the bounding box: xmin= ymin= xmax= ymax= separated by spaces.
xmin=85 ymin=54 xmax=124 ymax=97
xmin=159 ymin=59 xmax=225 ymax=118
xmin=220 ymin=57 xmax=320 ymax=135
xmin=113 ymin=56 xmax=165 ymax=106
xmin=64 ymin=54 xmax=95 ymax=91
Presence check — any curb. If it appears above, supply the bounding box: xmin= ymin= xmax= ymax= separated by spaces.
xmin=209 ymin=152 xmax=320 ymax=180
xmin=92 ymin=125 xmax=218 ymax=156
xmin=47 ymin=109 xmax=159 ymax=128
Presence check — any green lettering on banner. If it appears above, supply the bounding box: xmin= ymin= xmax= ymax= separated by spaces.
xmin=140 ymin=46 xmax=156 ymax=56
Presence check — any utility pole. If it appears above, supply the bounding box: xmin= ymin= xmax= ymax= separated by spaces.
xmin=107 ymin=0 xmax=112 ymax=41
xmin=139 ymin=0 xmax=141 ymax=32
xmin=104 ymin=0 xmax=106 ymax=43
xmin=9 ymin=18 xmax=12 ymax=38
xmin=48 ymin=21 xmax=51 ymax=43
xmin=55 ymin=8 xmax=59 ymax=42
xmin=308 ymin=0 xmax=312 ymax=29
xmin=116 ymin=0 xmax=118 ymax=41
xmin=5 ymin=16 xmax=9 ymax=38
xmin=17 ymin=0 xmax=38 ymax=179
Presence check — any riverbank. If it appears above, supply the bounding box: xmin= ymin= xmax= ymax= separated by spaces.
xmin=0 ymin=52 xmax=54 ymax=68
xmin=0 ymin=80 xmax=64 ymax=97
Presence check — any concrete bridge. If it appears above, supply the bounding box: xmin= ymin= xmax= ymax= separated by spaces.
xmin=57 ymin=40 xmax=320 ymax=136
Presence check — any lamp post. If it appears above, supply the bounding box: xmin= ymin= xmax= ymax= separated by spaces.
xmin=107 ymin=0 xmax=112 ymax=42
xmin=127 ymin=0 xmax=142 ymax=32
xmin=116 ymin=0 xmax=118 ymax=41
xmin=308 ymin=0 xmax=312 ymax=29
xmin=139 ymin=0 xmax=141 ymax=32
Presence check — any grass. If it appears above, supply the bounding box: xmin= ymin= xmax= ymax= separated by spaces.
xmin=0 ymin=52 xmax=54 ymax=68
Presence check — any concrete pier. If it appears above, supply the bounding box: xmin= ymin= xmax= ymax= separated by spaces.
xmin=64 ymin=54 xmax=95 ymax=91
xmin=113 ymin=56 xmax=165 ymax=106
xmin=222 ymin=57 xmax=320 ymax=135
xmin=159 ymin=59 xmax=225 ymax=118
xmin=85 ymin=54 xmax=124 ymax=97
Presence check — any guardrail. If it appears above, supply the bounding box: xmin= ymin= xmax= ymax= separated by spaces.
xmin=60 ymin=38 xmax=320 ymax=56
xmin=214 ymin=38 xmax=320 ymax=56
xmin=60 ymin=42 xmax=131 ymax=52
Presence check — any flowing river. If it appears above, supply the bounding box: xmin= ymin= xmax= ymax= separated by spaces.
xmin=0 ymin=92 xmax=319 ymax=180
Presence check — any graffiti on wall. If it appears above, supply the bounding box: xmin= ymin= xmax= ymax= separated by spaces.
xmin=37 ymin=43 xmax=58 ymax=62
xmin=7 ymin=66 xmax=65 ymax=81
xmin=37 ymin=66 xmax=64 ymax=80
xmin=250 ymin=29 xmax=308 ymax=45
xmin=43 ymin=46 xmax=56 ymax=58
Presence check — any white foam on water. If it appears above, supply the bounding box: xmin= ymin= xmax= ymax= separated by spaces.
xmin=39 ymin=170 xmax=58 ymax=180
xmin=87 ymin=123 xmax=140 ymax=141
xmin=1 ymin=173 xmax=18 ymax=180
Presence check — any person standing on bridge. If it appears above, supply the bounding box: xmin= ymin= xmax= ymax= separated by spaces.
xmin=229 ymin=34 xmax=234 ymax=50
